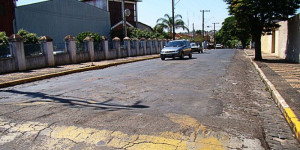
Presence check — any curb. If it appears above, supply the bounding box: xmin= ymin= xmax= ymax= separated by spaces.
xmin=246 ymin=52 xmax=300 ymax=142
xmin=0 ymin=55 xmax=159 ymax=89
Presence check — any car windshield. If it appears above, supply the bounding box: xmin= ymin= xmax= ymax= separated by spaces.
xmin=166 ymin=41 xmax=184 ymax=47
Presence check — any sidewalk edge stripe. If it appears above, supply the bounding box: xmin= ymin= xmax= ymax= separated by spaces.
xmin=0 ymin=55 xmax=159 ymax=88
xmin=246 ymin=52 xmax=300 ymax=142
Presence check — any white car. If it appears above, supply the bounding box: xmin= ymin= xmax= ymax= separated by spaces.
xmin=190 ymin=43 xmax=203 ymax=53
xmin=215 ymin=44 xmax=223 ymax=49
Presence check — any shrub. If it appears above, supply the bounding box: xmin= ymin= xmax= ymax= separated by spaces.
xmin=0 ymin=32 xmax=8 ymax=45
xmin=76 ymin=31 xmax=101 ymax=43
xmin=17 ymin=29 xmax=39 ymax=44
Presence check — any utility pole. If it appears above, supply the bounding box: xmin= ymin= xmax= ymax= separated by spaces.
xmin=192 ymin=23 xmax=195 ymax=40
xmin=172 ymin=0 xmax=175 ymax=40
xmin=122 ymin=0 xmax=126 ymax=37
xmin=212 ymin=22 xmax=219 ymax=45
xmin=200 ymin=10 xmax=210 ymax=40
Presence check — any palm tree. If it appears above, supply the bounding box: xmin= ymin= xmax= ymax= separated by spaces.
xmin=156 ymin=14 xmax=189 ymax=38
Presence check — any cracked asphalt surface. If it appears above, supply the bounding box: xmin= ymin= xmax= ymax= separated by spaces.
xmin=0 ymin=49 xmax=299 ymax=149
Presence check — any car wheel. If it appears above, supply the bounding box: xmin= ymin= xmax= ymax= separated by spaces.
xmin=180 ymin=52 xmax=184 ymax=59
xmin=161 ymin=56 xmax=165 ymax=60
xmin=189 ymin=53 xmax=192 ymax=59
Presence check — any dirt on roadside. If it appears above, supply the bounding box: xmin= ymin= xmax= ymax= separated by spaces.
xmin=212 ymin=50 xmax=300 ymax=149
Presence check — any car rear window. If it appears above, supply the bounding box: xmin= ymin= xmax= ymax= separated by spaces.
xmin=166 ymin=41 xmax=184 ymax=47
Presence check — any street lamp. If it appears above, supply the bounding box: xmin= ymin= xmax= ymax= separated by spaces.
xmin=124 ymin=9 xmax=131 ymax=37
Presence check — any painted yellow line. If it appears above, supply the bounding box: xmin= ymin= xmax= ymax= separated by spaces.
xmin=0 ymin=114 xmax=229 ymax=149
xmin=0 ymin=55 xmax=159 ymax=88
xmin=284 ymin=108 xmax=300 ymax=141
xmin=246 ymin=51 xmax=300 ymax=142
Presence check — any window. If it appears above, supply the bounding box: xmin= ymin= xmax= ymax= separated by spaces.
xmin=0 ymin=3 xmax=5 ymax=16
xmin=85 ymin=0 xmax=108 ymax=11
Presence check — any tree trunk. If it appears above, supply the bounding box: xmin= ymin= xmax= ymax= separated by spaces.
xmin=253 ymin=33 xmax=262 ymax=60
xmin=241 ymin=40 xmax=246 ymax=49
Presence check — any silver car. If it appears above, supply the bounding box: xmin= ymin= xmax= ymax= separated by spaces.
xmin=160 ymin=40 xmax=192 ymax=60
xmin=190 ymin=43 xmax=203 ymax=53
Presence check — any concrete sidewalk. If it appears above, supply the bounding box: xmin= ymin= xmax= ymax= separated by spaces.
xmin=0 ymin=55 xmax=159 ymax=88
xmin=245 ymin=49 xmax=300 ymax=141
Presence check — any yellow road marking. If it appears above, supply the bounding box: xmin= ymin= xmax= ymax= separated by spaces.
xmin=0 ymin=114 xmax=229 ymax=150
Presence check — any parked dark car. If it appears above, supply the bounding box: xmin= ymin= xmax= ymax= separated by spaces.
xmin=160 ymin=40 xmax=192 ymax=60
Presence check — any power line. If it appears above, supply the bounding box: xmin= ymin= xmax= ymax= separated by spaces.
xmin=175 ymin=0 xmax=182 ymax=6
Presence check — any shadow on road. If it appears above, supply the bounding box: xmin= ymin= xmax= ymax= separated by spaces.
xmin=164 ymin=57 xmax=197 ymax=61
xmin=258 ymin=59 xmax=297 ymax=64
xmin=1 ymin=90 xmax=149 ymax=111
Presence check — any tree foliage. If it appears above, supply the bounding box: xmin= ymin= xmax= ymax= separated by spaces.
xmin=128 ymin=27 xmax=170 ymax=39
xmin=156 ymin=14 xmax=189 ymax=36
xmin=0 ymin=32 xmax=8 ymax=45
xmin=76 ymin=31 xmax=101 ymax=43
xmin=17 ymin=29 xmax=39 ymax=44
xmin=224 ymin=0 xmax=300 ymax=60
xmin=215 ymin=16 xmax=251 ymax=48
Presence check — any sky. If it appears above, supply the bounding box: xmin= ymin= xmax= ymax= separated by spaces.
xmin=138 ymin=0 xmax=229 ymax=32
xmin=17 ymin=0 xmax=229 ymax=32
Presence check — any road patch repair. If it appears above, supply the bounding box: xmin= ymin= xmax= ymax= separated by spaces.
xmin=0 ymin=55 xmax=159 ymax=89
xmin=0 ymin=114 xmax=263 ymax=149
xmin=245 ymin=51 xmax=300 ymax=142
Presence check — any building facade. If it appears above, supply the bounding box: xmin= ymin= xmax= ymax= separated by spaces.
xmin=15 ymin=0 xmax=111 ymax=42
xmin=82 ymin=0 xmax=140 ymax=31
xmin=0 ymin=0 xmax=16 ymax=36
xmin=261 ymin=14 xmax=300 ymax=63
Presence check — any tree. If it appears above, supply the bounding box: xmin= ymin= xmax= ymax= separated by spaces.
xmin=195 ymin=30 xmax=202 ymax=35
xmin=156 ymin=14 xmax=189 ymax=37
xmin=224 ymin=0 xmax=300 ymax=60
xmin=215 ymin=16 xmax=251 ymax=48
xmin=128 ymin=27 xmax=169 ymax=39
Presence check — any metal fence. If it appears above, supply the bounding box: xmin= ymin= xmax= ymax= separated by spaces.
xmin=146 ymin=41 xmax=151 ymax=48
xmin=109 ymin=41 xmax=114 ymax=50
xmin=120 ymin=41 xmax=125 ymax=49
xmin=130 ymin=41 xmax=136 ymax=49
xmin=94 ymin=42 xmax=103 ymax=51
xmin=0 ymin=44 xmax=11 ymax=58
xmin=24 ymin=44 xmax=42 ymax=56
xmin=152 ymin=41 xmax=156 ymax=47
xmin=139 ymin=41 xmax=143 ymax=49
xmin=76 ymin=43 xmax=86 ymax=52
xmin=53 ymin=43 xmax=66 ymax=54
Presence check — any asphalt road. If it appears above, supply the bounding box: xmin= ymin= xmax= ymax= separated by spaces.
xmin=0 ymin=49 xmax=299 ymax=149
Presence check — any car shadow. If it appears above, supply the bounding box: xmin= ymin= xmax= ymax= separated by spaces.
xmin=192 ymin=52 xmax=210 ymax=55
xmin=1 ymin=90 xmax=150 ymax=111
xmin=163 ymin=57 xmax=197 ymax=61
